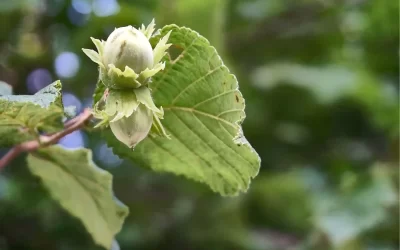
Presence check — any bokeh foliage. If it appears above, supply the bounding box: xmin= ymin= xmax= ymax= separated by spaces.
xmin=0 ymin=0 xmax=398 ymax=250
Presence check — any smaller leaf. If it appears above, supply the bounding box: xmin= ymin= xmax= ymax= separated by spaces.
xmin=27 ymin=146 xmax=129 ymax=250
xmin=0 ymin=81 xmax=64 ymax=147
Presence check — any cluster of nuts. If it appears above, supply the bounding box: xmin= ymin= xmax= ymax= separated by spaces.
xmin=83 ymin=20 xmax=171 ymax=148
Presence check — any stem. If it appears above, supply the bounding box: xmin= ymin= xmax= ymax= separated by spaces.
xmin=0 ymin=108 xmax=93 ymax=170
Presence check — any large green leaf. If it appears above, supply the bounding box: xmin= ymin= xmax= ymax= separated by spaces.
xmin=0 ymin=81 xmax=64 ymax=147
xmin=99 ymin=25 xmax=260 ymax=196
xmin=27 ymin=146 xmax=129 ymax=250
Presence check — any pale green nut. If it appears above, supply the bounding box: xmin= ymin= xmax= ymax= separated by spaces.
xmin=103 ymin=26 xmax=153 ymax=74
xmin=82 ymin=19 xmax=172 ymax=89
xmin=109 ymin=104 xmax=153 ymax=148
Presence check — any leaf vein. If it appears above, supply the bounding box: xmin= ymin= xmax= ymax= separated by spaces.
xmin=192 ymin=89 xmax=236 ymax=108
xmin=163 ymin=117 xmax=232 ymax=187
xmin=152 ymin=35 xmax=201 ymax=93
xmin=171 ymin=110 xmax=246 ymax=187
xmin=191 ymin=111 xmax=254 ymax=166
xmin=164 ymin=106 xmax=238 ymax=129
xmin=171 ymin=65 xmax=223 ymax=105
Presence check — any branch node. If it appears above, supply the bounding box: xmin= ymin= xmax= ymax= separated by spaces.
xmin=0 ymin=108 xmax=93 ymax=170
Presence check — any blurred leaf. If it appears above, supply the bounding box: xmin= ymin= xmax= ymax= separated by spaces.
xmin=237 ymin=0 xmax=286 ymax=21
xmin=252 ymin=63 xmax=357 ymax=104
xmin=0 ymin=81 xmax=12 ymax=96
xmin=362 ymin=0 xmax=399 ymax=77
xmin=27 ymin=145 xmax=129 ymax=250
xmin=247 ymin=171 xmax=312 ymax=234
xmin=98 ymin=25 xmax=260 ymax=196
xmin=351 ymin=74 xmax=399 ymax=138
xmin=252 ymin=63 xmax=399 ymax=136
xmin=157 ymin=0 xmax=227 ymax=52
xmin=312 ymin=165 xmax=397 ymax=247
xmin=0 ymin=1 xmax=23 ymax=12
xmin=0 ymin=81 xmax=64 ymax=147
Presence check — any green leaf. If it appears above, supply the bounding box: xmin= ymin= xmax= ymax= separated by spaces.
xmin=27 ymin=145 xmax=129 ymax=250
xmin=98 ymin=25 xmax=260 ymax=196
xmin=0 ymin=81 xmax=65 ymax=147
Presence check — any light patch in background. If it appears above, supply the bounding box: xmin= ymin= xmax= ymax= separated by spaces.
xmin=238 ymin=0 xmax=284 ymax=21
xmin=49 ymin=23 xmax=70 ymax=54
xmin=82 ymin=97 xmax=94 ymax=109
xmin=46 ymin=0 xmax=65 ymax=16
xmin=72 ymin=0 xmax=92 ymax=14
xmin=26 ymin=68 xmax=53 ymax=94
xmin=59 ymin=130 xmax=85 ymax=149
xmin=93 ymin=0 xmax=120 ymax=17
xmin=62 ymin=92 xmax=83 ymax=113
xmin=55 ymin=52 xmax=80 ymax=78
xmin=67 ymin=5 xmax=90 ymax=26
xmin=111 ymin=240 xmax=120 ymax=250
xmin=95 ymin=143 xmax=123 ymax=168
xmin=252 ymin=63 xmax=357 ymax=104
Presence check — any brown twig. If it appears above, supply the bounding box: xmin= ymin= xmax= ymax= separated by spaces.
xmin=0 ymin=108 xmax=93 ymax=170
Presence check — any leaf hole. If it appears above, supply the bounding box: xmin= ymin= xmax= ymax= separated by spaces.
xmin=168 ymin=45 xmax=184 ymax=61
xmin=117 ymin=210 xmax=126 ymax=217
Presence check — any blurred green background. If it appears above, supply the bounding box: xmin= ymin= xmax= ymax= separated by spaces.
xmin=0 ymin=0 xmax=398 ymax=249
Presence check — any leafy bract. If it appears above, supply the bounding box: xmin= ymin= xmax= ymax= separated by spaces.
xmin=0 ymin=81 xmax=64 ymax=147
xmin=27 ymin=146 xmax=129 ymax=250
xmin=98 ymin=25 xmax=260 ymax=196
